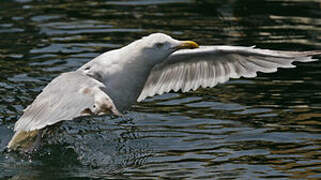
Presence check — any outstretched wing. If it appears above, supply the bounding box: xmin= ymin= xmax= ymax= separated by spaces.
xmin=138 ymin=46 xmax=321 ymax=101
xmin=14 ymin=71 xmax=120 ymax=132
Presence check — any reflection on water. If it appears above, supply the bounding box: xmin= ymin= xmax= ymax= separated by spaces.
xmin=0 ymin=0 xmax=321 ymax=179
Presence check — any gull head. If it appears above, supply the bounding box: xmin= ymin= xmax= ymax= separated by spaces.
xmin=131 ymin=33 xmax=199 ymax=64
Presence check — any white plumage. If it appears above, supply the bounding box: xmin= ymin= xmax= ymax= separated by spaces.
xmin=138 ymin=45 xmax=320 ymax=101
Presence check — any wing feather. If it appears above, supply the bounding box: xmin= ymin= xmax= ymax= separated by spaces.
xmin=14 ymin=71 xmax=119 ymax=132
xmin=138 ymin=46 xmax=320 ymax=102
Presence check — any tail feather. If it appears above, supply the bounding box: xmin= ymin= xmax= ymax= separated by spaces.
xmin=7 ymin=130 xmax=42 ymax=152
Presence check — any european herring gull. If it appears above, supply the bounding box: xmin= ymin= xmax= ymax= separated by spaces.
xmin=8 ymin=33 xmax=321 ymax=151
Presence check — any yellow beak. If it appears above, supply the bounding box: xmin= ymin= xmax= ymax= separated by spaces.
xmin=175 ymin=41 xmax=199 ymax=50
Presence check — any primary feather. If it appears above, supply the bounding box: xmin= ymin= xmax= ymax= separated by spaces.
xmin=138 ymin=46 xmax=320 ymax=101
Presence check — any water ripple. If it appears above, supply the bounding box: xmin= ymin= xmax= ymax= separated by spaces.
xmin=0 ymin=0 xmax=321 ymax=179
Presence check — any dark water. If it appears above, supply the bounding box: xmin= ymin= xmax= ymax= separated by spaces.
xmin=0 ymin=0 xmax=321 ymax=179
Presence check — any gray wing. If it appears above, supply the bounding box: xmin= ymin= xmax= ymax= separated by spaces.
xmin=14 ymin=71 xmax=121 ymax=132
xmin=138 ymin=46 xmax=321 ymax=102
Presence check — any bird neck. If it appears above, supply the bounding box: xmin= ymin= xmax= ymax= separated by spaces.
xmin=94 ymin=47 xmax=157 ymax=112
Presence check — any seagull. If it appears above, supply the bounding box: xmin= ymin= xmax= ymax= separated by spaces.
xmin=7 ymin=33 xmax=321 ymax=151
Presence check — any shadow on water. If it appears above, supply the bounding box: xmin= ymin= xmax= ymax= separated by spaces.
xmin=0 ymin=0 xmax=321 ymax=179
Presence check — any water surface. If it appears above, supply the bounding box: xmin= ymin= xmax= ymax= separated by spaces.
xmin=0 ymin=0 xmax=321 ymax=179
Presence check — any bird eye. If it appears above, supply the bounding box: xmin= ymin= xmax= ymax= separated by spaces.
xmin=155 ymin=42 xmax=164 ymax=48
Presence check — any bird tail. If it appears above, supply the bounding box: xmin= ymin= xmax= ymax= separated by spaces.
xmin=7 ymin=130 xmax=42 ymax=152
